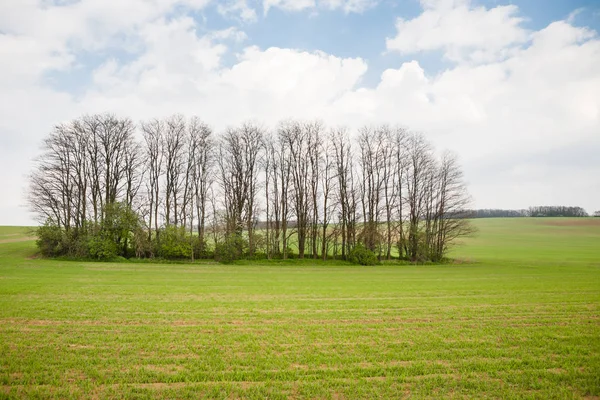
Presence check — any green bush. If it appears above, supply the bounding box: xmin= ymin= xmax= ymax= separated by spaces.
xmin=348 ymin=243 xmax=380 ymax=266
xmin=193 ymin=237 xmax=213 ymax=259
xmin=215 ymin=234 xmax=247 ymax=264
xmin=87 ymin=235 xmax=118 ymax=260
xmin=36 ymin=222 xmax=65 ymax=257
xmin=156 ymin=226 xmax=192 ymax=259
xmin=131 ymin=226 xmax=154 ymax=258
xmin=102 ymin=202 xmax=142 ymax=257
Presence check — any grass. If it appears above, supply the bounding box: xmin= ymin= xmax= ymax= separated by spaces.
xmin=0 ymin=219 xmax=599 ymax=399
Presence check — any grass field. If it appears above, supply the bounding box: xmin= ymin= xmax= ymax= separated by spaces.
xmin=0 ymin=219 xmax=599 ymax=399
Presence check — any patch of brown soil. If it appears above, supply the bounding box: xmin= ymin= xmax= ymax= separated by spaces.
xmin=0 ymin=236 xmax=36 ymax=244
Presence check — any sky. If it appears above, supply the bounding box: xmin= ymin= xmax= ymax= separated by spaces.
xmin=1 ymin=0 xmax=599 ymax=225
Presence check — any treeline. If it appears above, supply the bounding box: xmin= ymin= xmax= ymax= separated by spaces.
xmin=527 ymin=206 xmax=588 ymax=218
xmin=28 ymin=114 xmax=473 ymax=264
xmin=470 ymin=207 xmax=590 ymax=218
xmin=471 ymin=209 xmax=528 ymax=218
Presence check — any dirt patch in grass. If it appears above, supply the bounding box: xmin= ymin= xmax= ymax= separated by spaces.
xmin=128 ymin=382 xmax=188 ymax=390
xmin=68 ymin=344 xmax=96 ymax=349
xmin=0 ymin=236 xmax=36 ymax=244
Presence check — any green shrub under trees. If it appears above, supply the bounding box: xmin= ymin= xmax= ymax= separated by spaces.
xmin=348 ymin=243 xmax=380 ymax=266
xmin=36 ymin=202 xmax=143 ymax=260
xmin=87 ymin=234 xmax=119 ymax=260
xmin=156 ymin=226 xmax=192 ymax=259
xmin=215 ymin=234 xmax=247 ymax=264
xmin=36 ymin=222 xmax=67 ymax=257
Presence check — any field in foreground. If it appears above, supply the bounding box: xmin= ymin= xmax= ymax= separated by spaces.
xmin=0 ymin=219 xmax=599 ymax=399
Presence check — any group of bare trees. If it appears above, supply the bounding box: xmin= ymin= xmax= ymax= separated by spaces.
xmin=29 ymin=115 xmax=141 ymax=233
xmin=29 ymin=113 xmax=473 ymax=262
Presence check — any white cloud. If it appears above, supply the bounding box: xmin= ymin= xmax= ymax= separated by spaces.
xmin=320 ymin=0 xmax=377 ymax=13
xmin=217 ymin=0 xmax=258 ymax=23
xmin=0 ymin=0 xmax=599 ymax=224
xmin=263 ymin=0 xmax=377 ymax=15
xmin=84 ymin=43 xmax=367 ymax=126
xmin=209 ymin=27 xmax=249 ymax=43
xmin=386 ymin=0 xmax=529 ymax=63
xmin=263 ymin=0 xmax=315 ymax=14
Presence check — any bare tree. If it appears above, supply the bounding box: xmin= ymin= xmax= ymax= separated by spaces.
xmin=189 ymin=118 xmax=214 ymax=253
xmin=218 ymin=122 xmax=264 ymax=254
xmin=164 ymin=115 xmax=187 ymax=226
xmin=357 ymin=126 xmax=387 ymax=254
xmin=265 ymin=129 xmax=292 ymax=258
xmin=279 ymin=121 xmax=310 ymax=258
xmin=320 ymin=138 xmax=336 ymax=260
xmin=430 ymin=152 xmax=474 ymax=260
xmin=307 ymin=121 xmax=324 ymax=258
xmin=141 ymin=118 xmax=165 ymax=239
xmin=331 ymin=127 xmax=357 ymax=259
xmin=29 ymin=123 xmax=77 ymax=230
xmin=404 ymin=133 xmax=436 ymax=261
xmin=392 ymin=127 xmax=409 ymax=259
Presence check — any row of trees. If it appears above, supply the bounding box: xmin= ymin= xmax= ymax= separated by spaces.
xmin=471 ymin=209 xmax=529 ymax=218
xmin=471 ymin=207 xmax=591 ymax=218
xmin=527 ymin=206 xmax=589 ymax=218
xmin=29 ymin=114 xmax=474 ymax=263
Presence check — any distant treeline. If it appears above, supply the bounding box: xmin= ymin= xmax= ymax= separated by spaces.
xmin=471 ymin=206 xmax=589 ymax=218
xmin=528 ymin=206 xmax=588 ymax=217
xmin=471 ymin=209 xmax=529 ymax=218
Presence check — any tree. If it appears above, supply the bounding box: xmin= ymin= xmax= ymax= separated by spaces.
xmin=404 ymin=133 xmax=435 ymax=261
xmin=217 ymin=122 xmax=264 ymax=255
xmin=331 ymin=127 xmax=358 ymax=259
xmin=164 ymin=114 xmax=187 ymax=226
xmin=98 ymin=201 xmax=142 ymax=258
xmin=391 ymin=127 xmax=408 ymax=259
xmin=141 ymin=118 xmax=165 ymax=240
xmin=189 ymin=118 xmax=214 ymax=256
xmin=281 ymin=120 xmax=311 ymax=258
xmin=264 ymin=130 xmax=292 ymax=258
xmin=320 ymin=138 xmax=336 ymax=260
xmin=357 ymin=126 xmax=386 ymax=254
xmin=429 ymin=152 xmax=474 ymax=261
xmin=307 ymin=121 xmax=324 ymax=259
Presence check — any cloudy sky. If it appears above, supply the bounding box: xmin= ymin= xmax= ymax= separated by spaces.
xmin=1 ymin=0 xmax=599 ymax=225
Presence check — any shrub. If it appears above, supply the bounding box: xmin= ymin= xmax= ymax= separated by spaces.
xmin=87 ymin=235 xmax=118 ymax=260
xmin=36 ymin=222 xmax=65 ymax=257
xmin=193 ymin=237 xmax=213 ymax=259
xmin=102 ymin=202 xmax=142 ymax=257
xmin=156 ymin=226 xmax=192 ymax=259
xmin=131 ymin=226 xmax=153 ymax=258
xmin=348 ymin=243 xmax=379 ymax=266
xmin=215 ymin=234 xmax=247 ymax=264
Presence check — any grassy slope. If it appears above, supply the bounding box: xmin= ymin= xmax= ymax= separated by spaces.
xmin=0 ymin=219 xmax=598 ymax=399
xmin=451 ymin=218 xmax=600 ymax=264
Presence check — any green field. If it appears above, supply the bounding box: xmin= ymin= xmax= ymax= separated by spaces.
xmin=1 ymin=219 xmax=599 ymax=399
